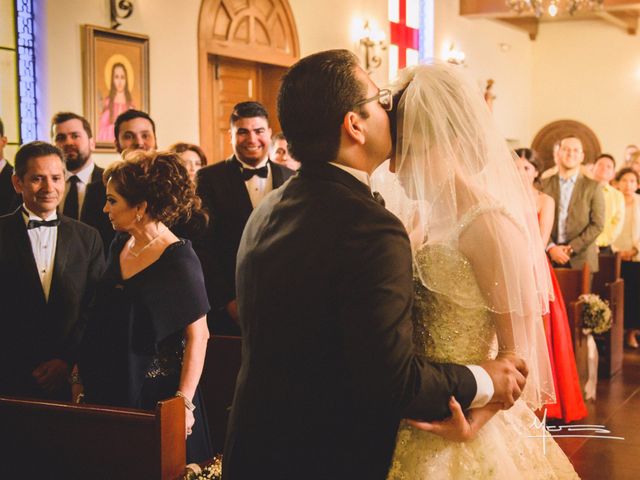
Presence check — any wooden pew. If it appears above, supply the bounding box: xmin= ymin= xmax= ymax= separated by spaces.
xmin=591 ymin=253 xmax=625 ymax=378
xmin=0 ymin=396 xmax=185 ymax=479
xmin=199 ymin=335 xmax=242 ymax=454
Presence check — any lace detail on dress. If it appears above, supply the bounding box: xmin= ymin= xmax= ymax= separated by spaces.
xmin=412 ymin=244 xmax=495 ymax=365
xmin=144 ymin=337 xmax=185 ymax=378
xmin=388 ymin=240 xmax=579 ymax=480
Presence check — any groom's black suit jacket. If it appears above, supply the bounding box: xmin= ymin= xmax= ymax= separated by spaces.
xmin=0 ymin=208 xmax=104 ymax=399
xmin=223 ymin=163 xmax=477 ymax=479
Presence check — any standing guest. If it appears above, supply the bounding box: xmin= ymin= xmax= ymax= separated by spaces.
xmin=97 ymin=62 xmax=135 ymax=142
xmin=114 ymin=109 xmax=157 ymax=153
xmin=271 ymin=132 xmax=300 ymax=171
xmin=0 ymin=118 xmax=19 ymax=214
xmin=0 ymin=141 xmax=104 ymax=400
xmin=611 ymin=168 xmax=640 ymax=348
xmin=78 ymin=151 xmax=212 ymax=463
xmin=51 ymin=112 xmax=114 ymax=253
xmin=197 ymin=101 xmax=294 ymax=335
xmin=592 ymin=153 xmax=625 ymax=253
xmin=169 ymin=142 xmax=207 ymax=182
xmin=516 ymin=149 xmax=587 ymax=422
xmin=541 ymin=135 xmax=605 ymax=279
xmin=623 ymin=144 xmax=638 ymax=167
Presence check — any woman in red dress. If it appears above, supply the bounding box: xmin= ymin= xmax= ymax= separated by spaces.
xmin=516 ymin=148 xmax=587 ymax=422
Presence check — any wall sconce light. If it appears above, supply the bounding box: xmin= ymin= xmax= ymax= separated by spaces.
xmin=446 ymin=43 xmax=466 ymax=66
xmin=357 ymin=20 xmax=387 ymax=73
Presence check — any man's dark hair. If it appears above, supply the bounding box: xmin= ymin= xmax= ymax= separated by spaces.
xmin=14 ymin=141 xmax=63 ymax=178
xmin=277 ymin=49 xmax=367 ymax=166
xmin=50 ymin=112 xmax=93 ymax=138
xmin=595 ymin=153 xmax=615 ymax=166
xmin=230 ymin=101 xmax=269 ymax=126
xmin=114 ymin=109 xmax=156 ymax=141
xmin=0 ymin=117 xmax=4 ymax=137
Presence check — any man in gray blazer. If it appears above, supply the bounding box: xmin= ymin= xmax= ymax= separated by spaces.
xmin=541 ymin=135 xmax=605 ymax=273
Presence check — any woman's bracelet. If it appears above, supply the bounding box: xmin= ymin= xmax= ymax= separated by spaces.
xmin=176 ymin=390 xmax=196 ymax=411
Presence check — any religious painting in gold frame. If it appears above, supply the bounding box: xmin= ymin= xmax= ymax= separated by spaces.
xmin=82 ymin=25 xmax=149 ymax=151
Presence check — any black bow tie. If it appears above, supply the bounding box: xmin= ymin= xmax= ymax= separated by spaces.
xmin=372 ymin=191 xmax=386 ymax=207
xmin=27 ymin=218 xmax=61 ymax=230
xmin=239 ymin=165 xmax=269 ymax=181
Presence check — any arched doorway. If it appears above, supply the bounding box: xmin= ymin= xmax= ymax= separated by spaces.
xmin=531 ymin=120 xmax=601 ymax=172
xmin=198 ymin=0 xmax=300 ymax=163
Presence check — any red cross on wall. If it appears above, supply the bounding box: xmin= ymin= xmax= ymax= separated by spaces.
xmin=390 ymin=0 xmax=419 ymax=69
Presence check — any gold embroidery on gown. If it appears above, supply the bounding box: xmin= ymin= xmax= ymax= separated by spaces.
xmin=387 ymin=232 xmax=580 ymax=479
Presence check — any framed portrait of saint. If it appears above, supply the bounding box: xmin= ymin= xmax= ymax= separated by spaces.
xmin=82 ymin=25 xmax=149 ymax=151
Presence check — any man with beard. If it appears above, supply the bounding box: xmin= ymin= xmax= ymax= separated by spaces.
xmin=51 ymin=112 xmax=113 ymax=253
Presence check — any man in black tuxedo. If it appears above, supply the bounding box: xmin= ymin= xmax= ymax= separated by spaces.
xmin=223 ymin=50 xmax=528 ymax=479
xmin=197 ymin=102 xmax=294 ymax=335
xmin=51 ymin=112 xmax=114 ymax=253
xmin=0 ymin=118 xmax=19 ymax=214
xmin=0 ymin=141 xmax=104 ymax=400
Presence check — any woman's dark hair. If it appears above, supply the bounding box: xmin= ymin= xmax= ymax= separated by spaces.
xmin=277 ymin=49 xmax=368 ymax=166
xmin=515 ymin=148 xmax=542 ymax=177
xmin=103 ymin=151 xmax=205 ymax=227
xmin=169 ymin=142 xmax=208 ymax=167
xmin=615 ymin=167 xmax=640 ymax=184
xmin=108 ymin=63 xmax=133 ymax=123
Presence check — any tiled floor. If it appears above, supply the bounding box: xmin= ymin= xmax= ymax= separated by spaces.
xmin=554 ymin=349 xmax=640 ymax=479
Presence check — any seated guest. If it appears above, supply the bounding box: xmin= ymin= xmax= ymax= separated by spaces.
xmin=0 ymin=141 xmax=104 ymax=400
xmin=114 ymin=109 xmax=157 ymax=153
xmin=169 ymin=142 xmax=207 ymax=182
xmin=0 ymin=118 xmax=19 ymax=214
xmin=612 ymin=168 xmax=640 ymax=348
xmin=78 ymin=150 xmax=212 ymax=463
xmin=592 ymin=153 xmax=625 ymax=253
xmin=271 ymin=132 xmax=300 ymax=171
xmin=51 ymin=112 xmax=114 ymax=253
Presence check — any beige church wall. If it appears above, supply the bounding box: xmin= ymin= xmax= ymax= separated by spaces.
xmin=41 ymin=0 xmax=390 ymax=168
xmin=41 ymin=0 xmax=201 ymax=168
xmin=288 ymin=0 xmax=389 ymax=86
xmin=531 ymin=20 xmax=640 ymax=165
xmin=432 ymin=0 xmax=534 ymax=146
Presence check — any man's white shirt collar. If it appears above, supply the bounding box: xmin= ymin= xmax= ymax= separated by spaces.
xmin=65 ymin=160 xmax=95 ymax=184
xmin=22 ymin=204 xmax=58 ymax=223
xmin=328 ymin=162 xmax=371 ymax=187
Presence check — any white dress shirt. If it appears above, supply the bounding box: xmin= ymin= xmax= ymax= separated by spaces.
xmin=0 ymin=158 xmax=7 ymax=174
xmin=237 ymin=157 xmax=272 ymax=208
xmin=22 ymin=205 xmax=58 ymax=301
xmin=326 ymin=162 xmax=494 ymax=408
xmin=557 ymin=173 xmax=578 ymax=244
xmin=62 ymin=161 xmax=95 ymax=217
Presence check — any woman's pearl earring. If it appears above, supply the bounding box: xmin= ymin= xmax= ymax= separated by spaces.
xmin=136 ymin=214 xmax=142 ymax=223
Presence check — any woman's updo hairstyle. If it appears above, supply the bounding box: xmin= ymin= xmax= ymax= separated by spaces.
xmin=104 ymin=150 xmax=203 ymax=226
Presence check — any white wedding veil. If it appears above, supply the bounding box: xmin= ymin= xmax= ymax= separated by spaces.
xmin=372 ymin=62 xmax=555 ymax=409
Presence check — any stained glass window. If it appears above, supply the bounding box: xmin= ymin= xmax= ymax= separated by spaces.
xmin=388 ymin=0 xmax=434 ymax=80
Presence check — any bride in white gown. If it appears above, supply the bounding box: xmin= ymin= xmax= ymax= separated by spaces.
xmin=373 ymin=63 xmax=580 ymax=479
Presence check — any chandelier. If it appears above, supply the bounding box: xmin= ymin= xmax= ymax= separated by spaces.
xmin=506 ymin=0 xmax=604 ymax=18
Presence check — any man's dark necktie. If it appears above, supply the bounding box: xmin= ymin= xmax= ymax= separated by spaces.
xmin=372 ymin=191 xmax=386 ymax=207
xmin=63 ymin=175 xmax=80 ymax=219
xmin=240 ymin=165 xmax=269 ymax=181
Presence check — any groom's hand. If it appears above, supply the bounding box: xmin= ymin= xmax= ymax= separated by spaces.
xmin=480 ymin=354 xmax=528 ymax=409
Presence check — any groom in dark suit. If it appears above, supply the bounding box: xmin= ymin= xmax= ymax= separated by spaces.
xmin=51 ymin=112 xmax=114 ymax=254
xmin=223 ymin=50 xmax=528 ymax=479
xmin=197 ymin=102 xmax=294 ymax=335
xmin=0 ymin=141 xmax=104 ymax=400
